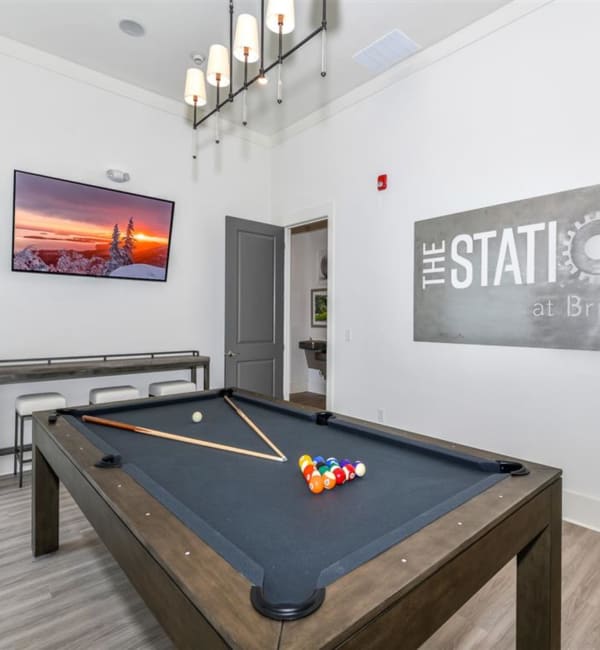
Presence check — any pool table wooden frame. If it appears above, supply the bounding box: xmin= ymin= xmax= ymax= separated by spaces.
xmin=32 ymin=391 xmax=561 ymax=650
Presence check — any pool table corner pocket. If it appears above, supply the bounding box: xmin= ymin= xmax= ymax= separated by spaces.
xmin=250 ymin=585 xmax=326 ymax=621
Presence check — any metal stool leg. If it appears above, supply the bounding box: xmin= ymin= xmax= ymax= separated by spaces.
xmin=13 ymin=411 xmax=19 ymax=475
xmin=19 ymin=415 xmax=25 ymax=488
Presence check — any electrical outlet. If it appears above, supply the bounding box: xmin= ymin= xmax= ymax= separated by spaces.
xmin=377 ymin=408 xmax=384 ymax=423
xmin=345 ymin=329 xmax=352 ymax=342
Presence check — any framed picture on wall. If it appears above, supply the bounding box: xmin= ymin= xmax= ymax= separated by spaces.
xmin=311 ymin=289 xmax=327 ymax=327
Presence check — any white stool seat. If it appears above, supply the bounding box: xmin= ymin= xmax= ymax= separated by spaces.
xmin=149 ymin=380 xmax=196 ymax=397
xmin=16 ymin=392 xmax=66 ymax=416
xmin=90 ymin=385 xmax=140 ymax=404
xmin=15 ymin=391 xmax=67 ymax=487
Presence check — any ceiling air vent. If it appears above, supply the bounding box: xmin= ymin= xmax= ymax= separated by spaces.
xmin=353 ymin=29 xmax=420 ymax=74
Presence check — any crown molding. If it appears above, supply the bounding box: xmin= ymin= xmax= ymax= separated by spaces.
xmin=0 ymin=35 xmax=270 ymax=149
xmin=270 ymin=0 xmax=556 ymax=147
xmin=0 ymin=1 xmax=555 ymax=152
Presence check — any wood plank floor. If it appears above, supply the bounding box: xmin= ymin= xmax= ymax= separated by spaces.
xmin=1 ymin=474 xmax=600 ymax=649
xmin=289 ymin=392 xmax=326 ymax=410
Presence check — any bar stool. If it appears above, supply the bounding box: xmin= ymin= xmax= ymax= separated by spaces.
xmin=148 ymin=380 xmax=196 ymax=397
xmin=89 ymin=385 xmax=140 ymax=404
xmin=15 ymin=392 xmax=67 ymax=487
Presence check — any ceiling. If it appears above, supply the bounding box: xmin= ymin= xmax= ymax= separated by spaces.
xmin=0 ymin=1 xmax=513 ymax=135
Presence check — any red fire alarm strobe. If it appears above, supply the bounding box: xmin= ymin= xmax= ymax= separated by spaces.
xmin=377 ymin=174 xmax=387 ymax=191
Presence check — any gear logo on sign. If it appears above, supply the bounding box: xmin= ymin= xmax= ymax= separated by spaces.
xmin=561 ymin=212 xmax=600 ymax=282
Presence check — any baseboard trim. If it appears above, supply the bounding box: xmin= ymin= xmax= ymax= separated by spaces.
xmin=563 ymin=489 xmax=600 ymax=533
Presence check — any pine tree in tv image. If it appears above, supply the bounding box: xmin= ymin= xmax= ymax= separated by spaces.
xmin=12 ymin=172 xmax=174 ymax=281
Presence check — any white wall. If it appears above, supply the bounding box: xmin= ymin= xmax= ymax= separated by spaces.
xmin=0 ymin=43 xmax=270 ymax=474
xmin=271 ymin=0 xmax=600 ymax=529
xmin=289 ymin=227 xmax=327 ymax=394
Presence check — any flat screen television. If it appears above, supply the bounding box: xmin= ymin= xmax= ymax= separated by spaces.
xmin=12 ymin=170 xmax=175 ymax=282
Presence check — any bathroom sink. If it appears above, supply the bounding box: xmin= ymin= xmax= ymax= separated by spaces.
xmin=299 ymin=339 xmax=327 ymax=352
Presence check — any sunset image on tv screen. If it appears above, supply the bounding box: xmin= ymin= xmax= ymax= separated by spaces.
xmin=12 ymin=171 xmax=175 ymax=281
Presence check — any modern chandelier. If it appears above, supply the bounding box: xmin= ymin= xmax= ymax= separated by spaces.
xmin=184 ymin=0 xmax=327 ymax=145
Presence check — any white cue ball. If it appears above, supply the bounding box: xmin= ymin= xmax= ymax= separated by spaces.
xmin=192 ymin=411 xmax=203 ymax=423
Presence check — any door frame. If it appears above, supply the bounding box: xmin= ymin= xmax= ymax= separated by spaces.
xmin=282 ymin=202 xmax=335 ymax=411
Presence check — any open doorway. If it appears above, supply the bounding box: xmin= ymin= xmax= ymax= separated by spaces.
xmin=288 ymin=219 xmax=328 ymax=410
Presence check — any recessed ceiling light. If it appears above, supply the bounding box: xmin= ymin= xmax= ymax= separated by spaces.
xmin=119 ymin=19 xmax=145 ymax=37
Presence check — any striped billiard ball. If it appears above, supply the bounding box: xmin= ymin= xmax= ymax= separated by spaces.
xmin=298 ymin=454 xmax=312 ymax=470
xmin=354 ymin=460 xmax=366 ymax=478
xmin=308 ymin=472 xmax=324 ymax=494
xmin=322 ymin=471 xmax=337 ymax=490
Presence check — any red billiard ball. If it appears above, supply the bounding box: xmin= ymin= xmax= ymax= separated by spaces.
xmin=332 ymin=467 xmax=346 ymax=485
xmin=342 ymin=464 xmax=356 ymax=480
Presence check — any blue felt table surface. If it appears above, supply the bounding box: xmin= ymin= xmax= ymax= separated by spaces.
xmin=66 ymin=391 xmax=508 ymax=605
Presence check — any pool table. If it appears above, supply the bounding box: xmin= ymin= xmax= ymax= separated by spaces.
xmin=32 ymin=388 xmax=561 ymax=649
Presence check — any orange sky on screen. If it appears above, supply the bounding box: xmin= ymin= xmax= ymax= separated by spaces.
xmin=16 ymin=209 xmax=169 ymax=245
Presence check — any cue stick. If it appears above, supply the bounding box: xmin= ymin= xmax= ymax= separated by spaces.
xmin=223 ymin=395 xmax=287 ymax=461
xmin=81 ymin=415 xmax=285 ymax=462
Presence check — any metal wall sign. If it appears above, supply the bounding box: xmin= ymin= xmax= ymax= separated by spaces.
xmin=414 ymin=184 xmax=600 ymax=351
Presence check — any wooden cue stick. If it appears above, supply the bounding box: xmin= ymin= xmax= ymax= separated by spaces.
xmin=81 ymin=415 xmax=285 ymax=463
xmin=223 ymin=395 xmax=287 ymax=461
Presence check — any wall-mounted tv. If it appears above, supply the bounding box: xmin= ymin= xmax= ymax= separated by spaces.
xmin=12 ymin=170 xmax=175 ymax=282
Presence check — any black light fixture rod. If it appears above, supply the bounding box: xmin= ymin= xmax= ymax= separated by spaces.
xmin=229 ymin=0 xmax=234 ymax=102
xmin=193 ymin=22 xmax=326 ymax=128
xmin=259 ymin=0 xmax=265 ymax=78
xmin=321 ymin=0 xmax=327 ymax=77
xmin=279 ymin=26 xmax=323 ymax=61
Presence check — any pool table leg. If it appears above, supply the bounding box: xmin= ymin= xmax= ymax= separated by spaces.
xmin=32 ymin=442 xmax=59 ymax=557
xmin=516 ymin=478 xmax=562 ymax=650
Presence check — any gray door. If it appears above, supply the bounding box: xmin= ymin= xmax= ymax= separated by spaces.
xmin=225 ymin=216 xmax=284 ymax=397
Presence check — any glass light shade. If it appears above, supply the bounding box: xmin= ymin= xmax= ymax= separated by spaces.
xmin=206 ymin=44 xmax=231 ymax=87
xmin=233 ymin=14 xmax=259 ymax=63
xmin=266 ymin=0 xmax=295 ymax=34
xmin=184 ymin=68 xmax=207 ymax=106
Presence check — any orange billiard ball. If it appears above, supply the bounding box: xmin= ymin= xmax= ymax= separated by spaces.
xmin=308 ymin=473 xmax=324 ymax=494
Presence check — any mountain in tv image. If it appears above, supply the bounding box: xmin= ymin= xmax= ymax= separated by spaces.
xmin=13 ymin=218 xmax=168 ymax=280
xmin=12 ymin=172 xmax=174 ymax=281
